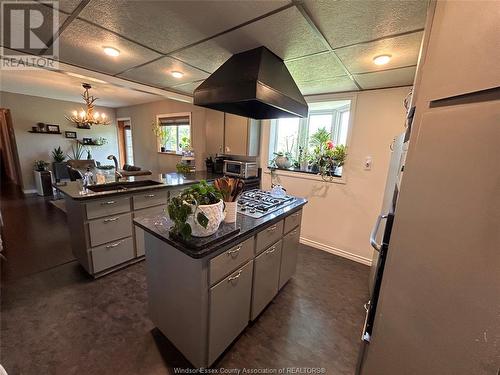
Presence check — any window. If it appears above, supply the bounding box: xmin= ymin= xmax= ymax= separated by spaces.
xmin=269 ymin=99 xmax=352 ymax=177
xmin=124 ymin=127 xmax=134 ymax=165
xmin=157 ymin=113 xmax=191 ymax=153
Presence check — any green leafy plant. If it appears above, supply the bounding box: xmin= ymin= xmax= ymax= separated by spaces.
xmin=152 ymin=120 xmax=173 ymax=149
xmin=167 ymin=181 xmax=223 ymax=240
xmin=51 ymin=146 xmax=65 ymax=163
xmin=67 ymin=142 xmax=85 ymax=160
xmin=179 ymin=136 xmax=190 ymax=150
xmin=176 ymin=163 xmax=192 ymax=173
xmin=34 ymin=160 xmax=48 ymax=171
xmin=96 ymin=164 xmax=115 ymax=170
xmin=308 ymin=128 xmax=348 ymax=180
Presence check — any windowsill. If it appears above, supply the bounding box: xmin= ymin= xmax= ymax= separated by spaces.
xmin=158 ymin=151 xmax=182 ymax=156
xmin=265 ymin=167 xmax=346 ymax=184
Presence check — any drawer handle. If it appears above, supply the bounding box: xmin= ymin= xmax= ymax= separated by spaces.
xmin=291 ymin=229 xmax=298 ymax=235
xmin=101 ymin=200 xmax=116 ymax=205
xmin=292 ymin=212 xmax=300 ymax=217
xmin=267 ymin=225 xmax=277 ymax=232
xmin=105 ymin=241 xmax=122 ymax=249
xmin=226 ymin=245 xmax=241 ymax=257
xmin=266 ymin=246 xmax=276 ymax=254
xmin=144 ymin=194 xmax=155 ymax=198
xmin=228 ymin=269 xmax=242 ymax=282
xmin=103 ymin=217 xmax=119 ymax=223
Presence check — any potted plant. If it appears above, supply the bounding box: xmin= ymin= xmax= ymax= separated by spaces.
xmin=168 ymin=180 xmax=224 ymax=239
xmin=273 ymin=135 xmax=295 ymax=169
xmin=51 ymin=146 xmax=68 ymax=182
xmin=152 ymin=121 xmax=168 ymax=152
xmin=297 ymin=146 xmax=310 ymax=171
xmin=67 ymin=142 xmax=85 ymax=160
xmin=309 ymin=128 xmax=348 ymax=180
xmin=34 ymin=160 xmax=48 ymax=171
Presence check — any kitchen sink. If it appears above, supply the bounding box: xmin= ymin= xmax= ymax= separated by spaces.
xmin=87 ymin=180 xmax=163 ymax=192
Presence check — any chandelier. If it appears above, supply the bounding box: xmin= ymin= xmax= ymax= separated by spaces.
xmin=66 ymin=83 xmax=110 ymax=129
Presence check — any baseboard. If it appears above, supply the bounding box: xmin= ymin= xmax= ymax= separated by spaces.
xmin=300 ymin=237 xmax=372 ymax=266
xmin=22 ymin=189 xmax=37 ymax=194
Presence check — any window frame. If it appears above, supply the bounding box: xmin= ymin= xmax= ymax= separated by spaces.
xmin=156 ymin=112 xmax=192 ymax=155
xmin=267 ymin=93 xmax=357 ymax=184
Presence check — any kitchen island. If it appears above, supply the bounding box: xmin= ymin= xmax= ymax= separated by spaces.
xmin=55 ymin=171 xmax=223 ymax=277
xmin=134 ymin=196 xmax=307 ymax=368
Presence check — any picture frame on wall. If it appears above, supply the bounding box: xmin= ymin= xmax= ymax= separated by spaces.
xmin=82 ymin=137 xmax=93 ymax=145
xmin=65 ymin=131 xmax=77 ymax=139
xmin=46 ymin=124 xmax=60 ymax=133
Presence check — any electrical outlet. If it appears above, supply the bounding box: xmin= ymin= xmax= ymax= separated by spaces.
xmin=364 ymin=156 xmax=373 ymax=170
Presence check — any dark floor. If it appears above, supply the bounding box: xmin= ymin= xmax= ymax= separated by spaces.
xmin=0 ymin=182 xmax=75 ymax=281
xmin=0 ymin=186 xmax=370 ymax=374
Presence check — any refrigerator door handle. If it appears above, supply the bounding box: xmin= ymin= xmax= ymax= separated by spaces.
xmin=370 ymin=214 xmax=388 ymax=252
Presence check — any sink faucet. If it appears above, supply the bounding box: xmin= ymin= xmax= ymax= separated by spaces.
xmin=107 ymin=155 xmax=122 ymax=182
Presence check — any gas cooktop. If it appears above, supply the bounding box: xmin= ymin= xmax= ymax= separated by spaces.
xmin=237 ymin=189 xmax=296 ymax=218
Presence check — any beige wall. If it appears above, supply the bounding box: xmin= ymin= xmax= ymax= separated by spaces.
xmin=116 ymin=99 xmax=207 ymax=172
xmin=260 ymin=87 xmax=411 ymax=264
xmin=0 ymin=91 xmax=118 ymax=192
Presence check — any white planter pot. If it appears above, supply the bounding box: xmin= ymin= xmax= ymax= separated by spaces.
xmin=275 ymin=156 xmax=291 ymax=169
xmin=224 ymin=201 xmax=237 ymax=223
xmin=186 ymin=199 xmax=225 ymax=237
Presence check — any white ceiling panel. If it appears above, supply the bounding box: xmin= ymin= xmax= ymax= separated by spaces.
xmin=298 ymin=76 xmax=359 ymax=95
xmin=302 ymin=0 xmax=428 ymax=49
xmin=0 ymin=69 xmax=161 ymax=108
xmin=170 ymin=81 xmax=204 ymax=95
xmin=336 ymin=31 xmax=423 ymax=74
xmin=58 ymin=19 xmax=161 ymax=75
xmin=354 ymin=66 xmax=416 ymax=90
xmin=191 ymin=6 xmax=328 ymax=62
xmin=118 ymin=57 xmax=209 ymax=88
xmin=76 ymin=0 xmax=291 ymax=54
xmin=171 ymin=40 xmax=232 ymax=73
xmin=285 ymin=52 xmax=346 ymax=83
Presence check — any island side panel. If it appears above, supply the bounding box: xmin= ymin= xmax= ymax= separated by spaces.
xmin=144 ymin=232 xmax=209 ymax=368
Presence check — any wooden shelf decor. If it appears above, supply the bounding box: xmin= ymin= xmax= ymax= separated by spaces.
xmin=28 ymin=130 xmax=62 ymax=134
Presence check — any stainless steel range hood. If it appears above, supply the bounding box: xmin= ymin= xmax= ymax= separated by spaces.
xmin=193 ymin=47 xmax=308 ymax=120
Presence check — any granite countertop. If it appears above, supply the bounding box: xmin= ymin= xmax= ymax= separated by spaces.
xmin=133 ymin=197 xmax=307 ymax=259
xmin=54 ymin=171 xmax=224 ymax=200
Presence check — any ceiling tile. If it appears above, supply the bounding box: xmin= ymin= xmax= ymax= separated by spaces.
xmin=58 ymin=19 xmax=161 ymax=75
xmin=297 ymin=76 xmax=359 ymax=95
xmin=285 ymin=52 xmax=346 ymax=83
xmin=336 ymin=31 xmax=423 ymax=74
xmin=354 ymin=66 xmax=416 ymax=89
xmin=174 ymin=5 xmax=329 ymax=68
xmin=76 ymin=0 xmax=291 ymax=54
xmin=118 ymin=57 xmax=209 ymax=88
xmin=170 ymin=40 xmax=232 ymax=73
xmin=170 ymin=81 xmax=204 ymax=96
xmin=302 ymin=0 xmax=428 ymax=49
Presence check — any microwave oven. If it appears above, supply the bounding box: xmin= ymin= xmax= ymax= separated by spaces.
xmin=223 ymin=160 xmax=258 ymax=179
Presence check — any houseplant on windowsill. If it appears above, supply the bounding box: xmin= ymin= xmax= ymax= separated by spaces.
xmin=152 ymin=120 xmax=169 ymax=152
xmin=168 ymin=180 xmax=224 ymax=239
xmin=309 ymin=128 xmax=347 ymax=181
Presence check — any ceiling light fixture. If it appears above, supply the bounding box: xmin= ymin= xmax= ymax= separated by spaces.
xmin=66 ymin=83 xmax=111 ymax=129
xmin=103 ymin=46 xmax=120 ymax=57
xmin=171 ymin=71 xmax=184 ymax=78
xmin=373 ymin=54 xmax=392 ymax=65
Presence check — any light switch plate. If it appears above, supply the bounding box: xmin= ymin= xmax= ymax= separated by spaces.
xmin=364 ymin=156 xmax=373 ymax=170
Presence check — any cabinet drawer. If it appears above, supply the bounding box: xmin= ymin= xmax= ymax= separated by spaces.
xmin=134 ymin=205 xmax=167 ymax=257
xmin=133 ymin=190 xmax=168 ymax=210
xmin=209 ymin=260 xmax=253 ymax=365
xmin=86 ymin=197 xmax=130 ymax=220
xmin=210 ymin=237 xmax=254 ymax=285
xmin=88 ymin=212 xmax=132 ymax=247
xmin=284 ymin=209 xmax=302 ymax=234
xmin=91 ymin=237 xmax=134 ymax=274
xmin=251 ymin=240 xmax=282 ymax=320
xmin=279 ymin=226 xmax=300 ymax=290
xmin=255 ymin=220 xmax=284 ymax=254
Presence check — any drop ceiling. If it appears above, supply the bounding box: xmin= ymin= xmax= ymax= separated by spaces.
xmin=7 ymin=0 xmax=429 ymax=99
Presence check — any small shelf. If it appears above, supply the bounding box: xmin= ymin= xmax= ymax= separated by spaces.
xmin=77 ymin=140 xmax=104 ymax=146
xmin=28 ymin=131 xmax=62 ymax=135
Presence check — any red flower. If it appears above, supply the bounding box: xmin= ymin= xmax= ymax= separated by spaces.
xmin=326 ymin=140 xmax=335 ymax=150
